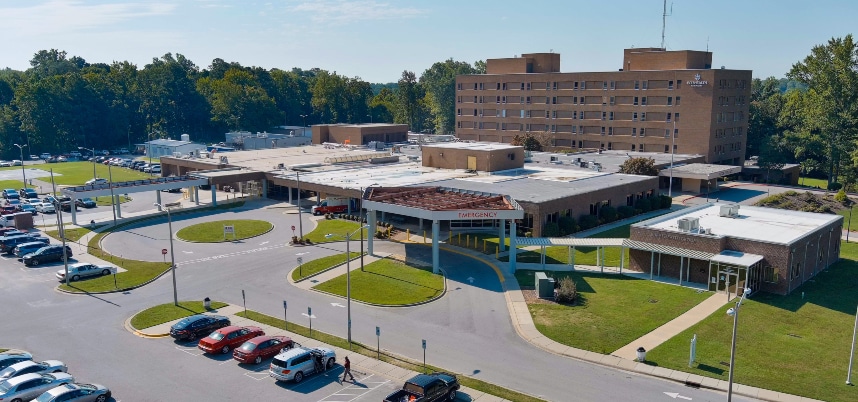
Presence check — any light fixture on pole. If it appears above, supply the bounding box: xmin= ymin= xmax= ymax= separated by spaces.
xmin=78 ymin=146 xmax=97 ymax=181
xmin=13 ymin=144 xmax=27 ymax=189
xmin=325 ymin=225 xmax=369 ymax=350
xmin=726 ymin=287 xmax=752 ymax=402
xmin=848 ymin=304 xmax=858 ymax=385
xmin=154 ymin=202 xmax=178 ymax=306
xmin=299 ymin=114 xmax=308 ymax=136
xmin=668 ymin=119 xmax=675 ymax=197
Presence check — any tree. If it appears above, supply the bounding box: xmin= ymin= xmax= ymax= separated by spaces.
xmin=618 ymin=157 xmax=658 ymax=176
xmin=747 ymin=77 xmax=784 ymax=159
xmin=419 ymin=59 xmax=478 ymax=134
xmin=787 ymin=35 xmax=858 ymax=188
xmin=510 ymin=132 xmax=543 ymax=151
xmin=396 ymin=70 xmax=423 ymax=131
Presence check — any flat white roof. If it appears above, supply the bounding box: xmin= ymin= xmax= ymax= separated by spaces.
xmin=636 ymin=203 xmax=842 ymax=244
xmin=710 ymin=250 xmax=765 ymax=267
xmin=422 ymin=142 xmax=521 ymax=151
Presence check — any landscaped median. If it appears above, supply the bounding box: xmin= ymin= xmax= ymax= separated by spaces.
xmin=301 ymin=219 xmax=368 ymax=244
xmin=515 ymin=270 xmax=711 ymax=354
xmin=56 ymin=202 xmax=245 ymax=293
xmin=313 ymin=258 xmax=445 ymax=305
xmin=129 ymin=301 xmax=228 ymax=331
xmin=291 ymin=252 xmax=361 ymax=281
xmin=645 ymin=241 xmax=858 ymax=402
xmin=233 ymin=309 xmax=545 ymax=402
xmin=176 ymin=219 xmax=273 ymax=243
xmin=46 ymin=227 xmax=91 ymax=243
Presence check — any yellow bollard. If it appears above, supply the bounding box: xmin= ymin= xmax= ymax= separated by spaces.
xmin=466 ymin=235 xmax=470 ymax=248
xmin=496 ymin=246 xmax=499 ymax=258
xmin=458 ymin=233 xmax=461 ymax=245
xmin=423 ymin=230 xmax=426 ymax=244
xmin=406 ymin=229 xmax=410 ymax=241
xmin=483 ymin=239 xmax=486 ymax=253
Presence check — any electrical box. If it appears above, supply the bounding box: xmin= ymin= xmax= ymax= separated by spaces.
xmin=534 ymin=272 xmax=555 ymax=299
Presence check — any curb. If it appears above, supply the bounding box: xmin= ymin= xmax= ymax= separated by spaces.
xmin=289 ymin=254 xmax=365 ymax=284
xmin=124 ymin=312 xmax=170 ymax=339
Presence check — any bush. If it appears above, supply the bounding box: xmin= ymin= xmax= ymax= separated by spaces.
xmin=617 ymin=205 xmax=636 ymax=219
xmin=659 ymin=194 xmax=673 ymax=209
xmin=829 ymin=182 xmax=843 ymax=191
xmin=558 ymin=215 xmax=579 ymax=235
xmin=635 ymin=198 xmax=652 ymax=213
xmin=543 ymin=222 xmax=561 ymax=237
xmin=598 ymin=205 xmax=618 ymax=223
xmin=835 ymin=189 xmax=848 ymax=203
xmin=578 ymin=214 xmax=599 ymax=230
xmin=554 ymin=277 xmax=578 ymax=304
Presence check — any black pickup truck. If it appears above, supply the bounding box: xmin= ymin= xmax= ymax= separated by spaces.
xmin=383 ymin=372 xmax=460 ymax=402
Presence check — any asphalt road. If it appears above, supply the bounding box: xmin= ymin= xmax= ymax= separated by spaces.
xmin=0 ymin=205 xmax=759 ymax=402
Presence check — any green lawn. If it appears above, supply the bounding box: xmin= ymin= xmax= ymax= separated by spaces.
xmin=46 ymin=227 xmax=91 ymax=243
xmin=176 ymin=219 xmax=273 ymax=242
xmin=94 ymin=195 xmax=132 ymax=206
xmin=303 ymin=219 xmax=368 ymax=243
xmin=516 ymin=270 xmax=712 ymax=354
xmin=0 ymin=348 xmax=7 ymax=353
xmin=13 ymin=161 xmax=152 ymax=185
xmin=313 ymin=259 xmax=444 ymax=305
xmin=129 ymin=301 xmax=228 ymax=329
xmin=0 ymin=180 xmax=25 ymax=191
xmin=799 ymin=177 xmax=829 ymax=189
xmin=291 ymin=252 xmax=361 ymax=281
xmin=235 ymin=310 xmax=544 ymax=402
xmin=647 ymin=241 xmax=858 ymax=402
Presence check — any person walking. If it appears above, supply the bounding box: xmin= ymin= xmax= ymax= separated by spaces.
xmin=342 ymin=356 xmax=354 ymax=382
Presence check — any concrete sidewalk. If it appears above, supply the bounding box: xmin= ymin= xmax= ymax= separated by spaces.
xmin=128 ymin=304 xmax=509 ymax=402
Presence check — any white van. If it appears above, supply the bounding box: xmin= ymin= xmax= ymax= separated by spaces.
xmin=268 ymin=346 xmax=336 ymax=383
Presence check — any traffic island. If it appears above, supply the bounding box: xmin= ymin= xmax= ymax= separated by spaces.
xmin=176 ymin=219 xmax=273 ymax=243
xmin=312 ymin=257 xmax=445 ymax=306
xmin=290 ymin=252 xmax=362 ymax=282
xmin=128 ymin=300 xmax=229 ymax=333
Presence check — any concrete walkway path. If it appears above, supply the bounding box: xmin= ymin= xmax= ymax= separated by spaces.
xmin=611 ymin=292 xmax=728 ymax=360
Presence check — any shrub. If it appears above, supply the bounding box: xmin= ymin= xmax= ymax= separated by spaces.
xmin=524 ymin=231 xmax=533 ymax=238
xmin=659 ymin=194 xmax=673 ymax=209
xmin=635 ymin=198 xmax=652 ymax=213
xmin=617 ymin=205 xmax=636 ymax=219
xmin=598 ymin=206 xmax=618 ymax=223
xmin=829 ymin=182 xmax=843 ymax=191
xmin=558 ymin=215 xmax=578 ymax=235
xmin=543 ymin=222 xmax=561 ymax=237
xmin=835 ymin=189 xmax=848 ymax=203
xmin=578 ymin=214 xmax=599 ymax=230
xmin=784 ymin=190 xmax=798 ymax=196
xmin=554 ymin=277 xmax=578 ymax=304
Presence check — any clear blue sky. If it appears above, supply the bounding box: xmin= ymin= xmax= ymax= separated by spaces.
xmin=0 ymin=0 xmax=854 ymax=82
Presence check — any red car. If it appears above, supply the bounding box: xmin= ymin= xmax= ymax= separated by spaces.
xmin=197 ymin=325 xmax=264 ymax=354
xmin=232 ymin=335 xmax=295 ymax=364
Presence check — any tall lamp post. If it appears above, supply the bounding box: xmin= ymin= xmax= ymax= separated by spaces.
xmin=726 ymin=287 xmax=752 ymax=402
xmin=299 ymin=114 xmax=308 ymax=136
xmin=668 ymin=119 xmax=676 ymax=197
xmin=325 ymin=225 xmax=369 ymax=349
xmin=154 ymin=202 xmax=178 ymax=306
xmin=13 ymin=144 xmax=27 ymax=188
xmin=78 ymin=146 xmax=98 ymax=181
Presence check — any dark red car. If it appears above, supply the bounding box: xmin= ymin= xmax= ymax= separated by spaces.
xmin=232 ymin=335 xmax=295 ymax=364
xmin=197 ymin=325 xmax=264 ymax=354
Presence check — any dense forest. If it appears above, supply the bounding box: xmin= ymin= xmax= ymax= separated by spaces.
xmin=0 ymin=50 xmax=483 ymax=159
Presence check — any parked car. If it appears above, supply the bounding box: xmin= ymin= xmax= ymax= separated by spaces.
xmin=268 ymin=346 xmax=336 ymax=383
xmin=75 ymin=198 xmax=96 ymax=208
xmin=3 ymin=189 xmax=19 ymax=199
xmin=39 ymin=153 xmax=51 ymax=160
xmin=0 ymin=360 xmax=67 ymax=380
xmin=0 ymin=351 xmax=32 ymax=371
xmin=143 ymin=164 xmax=160 ymax=173
xmin=30 ymin=155 xmax=40 ymax=160
xmin=233 ymin=335 xmax=295 ymax=364
xmin=197 ymin=325 xmax=264 ymax=354
xmin=84 ymin=178 xmax=107 ymax=186
xmin=169 ymin=314 xmax=231 ymax=341
xmin=35 ymin=203 xmax=55 ymax=214
xmin=56 ymin=263 xmax=115 ymax=282
xmin=0 ymin=161 xmax=12 ymax=168
xmin=383 ymin=373 xmax=460 ymax=402
xmin=19 ymin=188 xmax=38 ymax=199
xmin=0 ymin=235 xmax=44 ymax=253
xmin=23 ymin=245 xmax=73 ymax=266
xmin=17 ymin=203 xmax=37 ymax=215
xmin=0 ymin=372 xmax=75 ymax=402
xmin=150 ymin=165 xmax=161 ymax=174
xmin=56 ymin=156 xmax=67 ymax=163
xmin=12 ymin=160 xmax=22 ymax=166
xmin=33 ymin=382 xmax=111 ymax=402
xmin=13 ymin=240 xmax=51 ymax=258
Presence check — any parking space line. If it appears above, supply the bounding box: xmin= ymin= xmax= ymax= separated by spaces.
xmin=174 ymin=345 xmax=204 ymax=357
xmin=317 ymin=374 xmax=390 ymax=402
xmin=243 ymin=362 xmax=273 ymax=381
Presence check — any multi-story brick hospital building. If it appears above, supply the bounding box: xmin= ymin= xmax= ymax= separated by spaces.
xmin=455 ymin=48 xmax=752 ymax=166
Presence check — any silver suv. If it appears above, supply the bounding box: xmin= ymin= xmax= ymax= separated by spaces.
xmin=268 ymin=346 xmax=335 ymax=383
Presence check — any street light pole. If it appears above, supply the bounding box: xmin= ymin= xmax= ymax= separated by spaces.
xmin=668 ymin=120 xmax=675 ymax=197
xmin=727 ymin=287 xmax=751 ymax=402
xmin=108 ymin=164 xmax=117 ymax=226
xmin=79 ymin=147 xmax=97 ymax=181
xmin=300 ymin=114 xmax=307 ymax=136
xmin=326 ymin=225 xmax=368 ymax=350
xmin=154 ymin=202 xmax=178 ymax=306
xmin=13 ymin=144 xmax=27 ymax=189
xmin=848 ymin=304 xmax=858 ymax=385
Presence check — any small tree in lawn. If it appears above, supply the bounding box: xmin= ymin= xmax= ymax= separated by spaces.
xmin=618 ymin=157 xmax=658 ymax=176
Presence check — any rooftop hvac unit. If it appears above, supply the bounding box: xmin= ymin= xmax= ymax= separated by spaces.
xmin=719 ymin=204 xmax=740 ymax=218
xmin=677 ymin=217 xmax=700 ymax=232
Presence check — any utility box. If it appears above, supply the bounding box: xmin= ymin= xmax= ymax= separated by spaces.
xmin=534 ymin=272 xmax=555 ymax=299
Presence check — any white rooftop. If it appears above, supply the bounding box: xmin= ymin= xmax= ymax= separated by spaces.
xmin=636 ymin=203 xmax=842 ymax=244
xmin=422 ymin=142 xmax=521 ymax=151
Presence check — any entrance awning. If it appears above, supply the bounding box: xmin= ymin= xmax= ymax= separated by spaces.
xmin=710 ymin=250 xmax=764 ymax=267
xmin=515 ymin=237 xmax=625 ymax=247
xmin=623 ymin=239 xmax=716 ymax=260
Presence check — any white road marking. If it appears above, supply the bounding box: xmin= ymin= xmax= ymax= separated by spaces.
xmin=259 ymin=241 xmax=269 ymax=245
xmin=317 ymin=374 xmax=389 ymax=402
xmin=331 ymin=303 xmax=345 ymax=308
xmin=182 ymin=251 xmax=193 ymax=254
xmin=664 ymin=392 xmax=692 ymax=400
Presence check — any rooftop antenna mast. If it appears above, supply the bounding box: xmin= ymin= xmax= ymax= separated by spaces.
xmin=661 ymin=0 xmax=673 ymax=49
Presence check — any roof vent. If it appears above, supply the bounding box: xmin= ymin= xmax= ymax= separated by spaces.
xmin=719 ymin=204 xmax=740 ymax=218
xmin=677 ymin=217 xmax=699 ymax=232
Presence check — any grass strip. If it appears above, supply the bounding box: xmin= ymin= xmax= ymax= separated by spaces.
xmin=94 ymin=195 xmax=132 ymax=206
xmin=0 ymin=348 xmax=7 ymax=353
xmin=302 ymin=219 xmax=369 ymax=244
xmin=58 ymin=201 xmax=245 ymax=293
xmin=313 ymin=259 xmax=444 ymax=305
xmin=46 ymin=227 xmax=91 ymax=243
xmin=236 ymin=310 xmax=545 ymax=402
xmin=176 ymin=219 xmax=272 ymax=242
xmin=130 ymin=301 xmax=228 ymax=329
xmin=291 ymin=252 xmax=361 ymax=281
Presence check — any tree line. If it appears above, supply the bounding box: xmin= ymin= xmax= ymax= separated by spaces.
xmin=0 ymin=49 xmax=483 ymax=159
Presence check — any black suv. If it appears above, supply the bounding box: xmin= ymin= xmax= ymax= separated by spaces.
xmin=169 ymin=314 xmax=231 ymax=341
xmin=23 ymin=244 xmax=73 ymax=266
